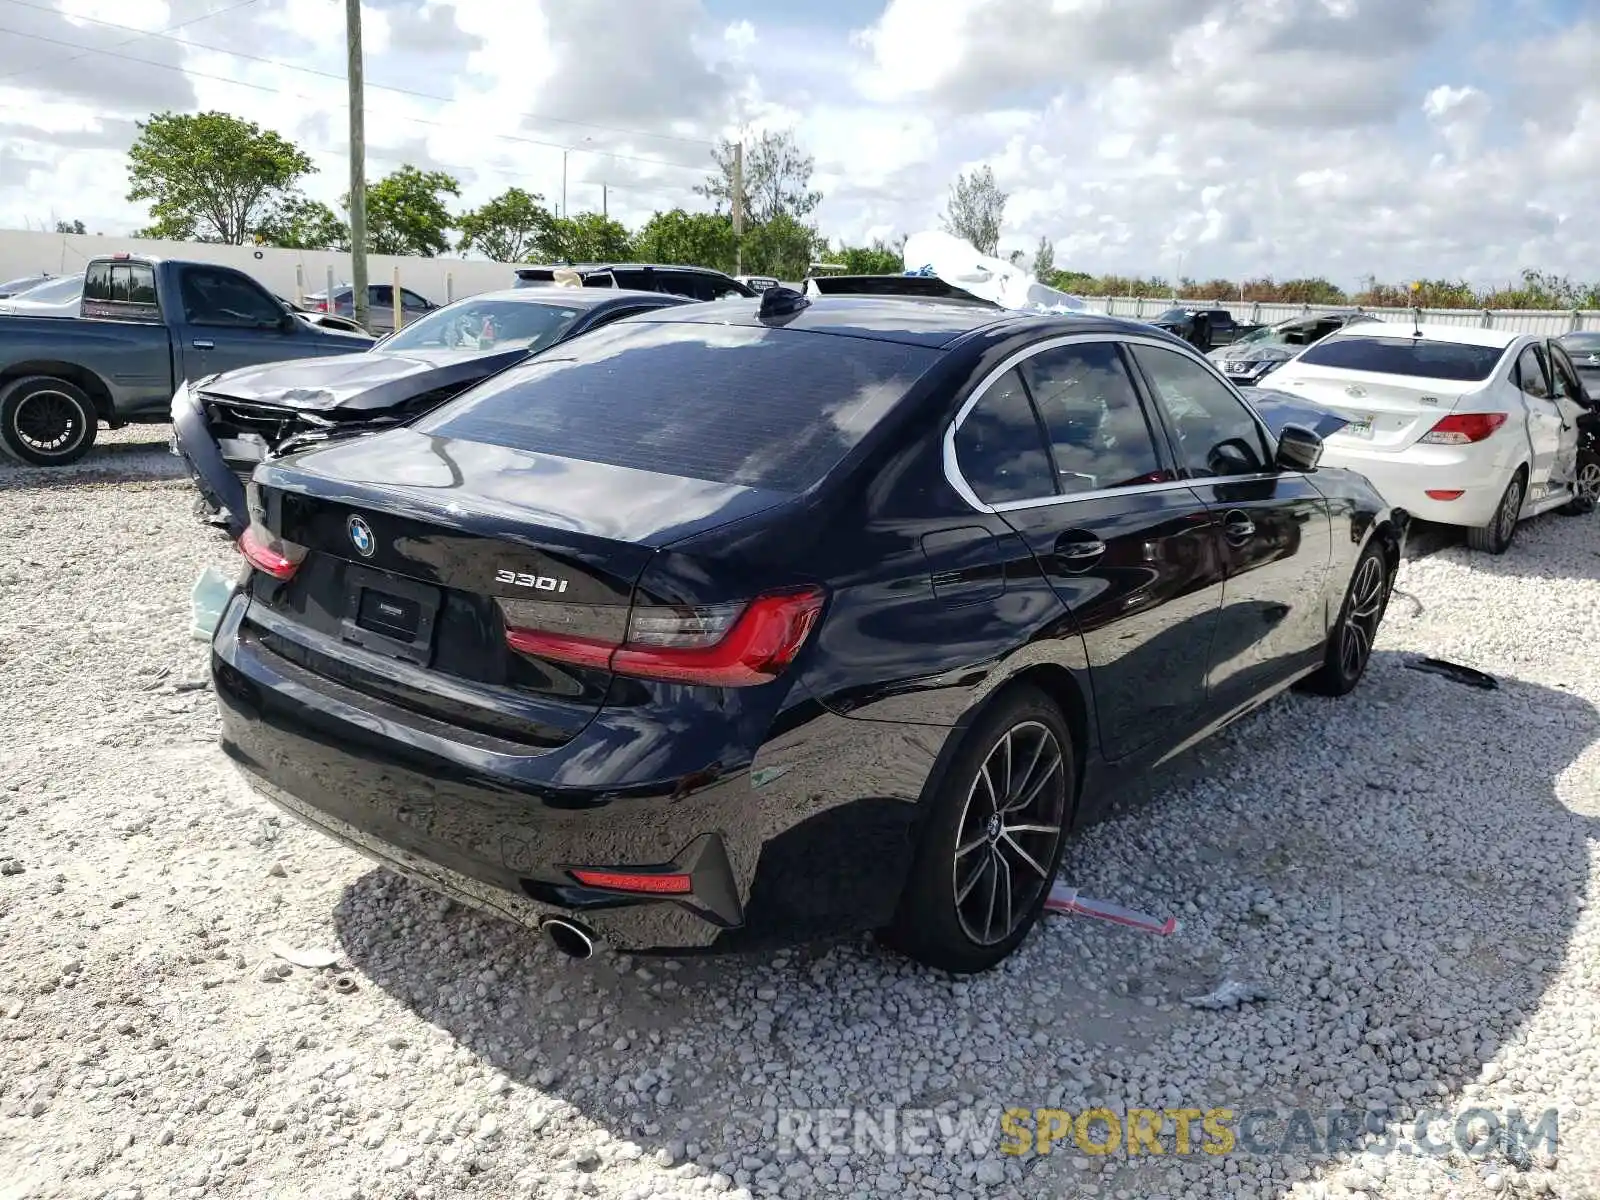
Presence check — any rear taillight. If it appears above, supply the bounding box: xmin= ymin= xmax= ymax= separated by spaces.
xmin=239 ymin=523 xmax=307 ymax=580
xmin=1418 ymin=413 xmax=1507 ymax=444
xmin=312 ymin=299 xmax=328 ymax=311
xmin=506 ymin=586 xmax=826 ymax=687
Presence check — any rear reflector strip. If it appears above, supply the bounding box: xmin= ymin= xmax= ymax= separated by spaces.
xmin=1424 ymin=489 xmax=1465 ymax=501
xmin=506 ymin=586 xmax=826 ymax=687
xmin=569 ymin=869 xmax=693 ymax=895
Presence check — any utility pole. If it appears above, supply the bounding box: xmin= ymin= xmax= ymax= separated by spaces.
xmin=731 ymin=140 xmax=744 ymax=275
xmin=345 ymin=0 xmax=369 ymax=331
xmin=561 ymin=150 xmax=568 ymax=218
xmin=601 ymin=183 xmax=607 ymax=218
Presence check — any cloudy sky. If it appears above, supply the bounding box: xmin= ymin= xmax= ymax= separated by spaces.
xmin=0 ymin=0 xmax=1596 ymax=288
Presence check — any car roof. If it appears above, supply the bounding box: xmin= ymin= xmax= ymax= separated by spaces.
xmin=516 ymin=263 xmax=735 ymax=278
xmin=447 ymin=286 xmax=688 ymax=309
xmin=625 ymin=294 xmax=1167 ymax=349
xmin=1324 ymin=321 xmax=1521 ymax=349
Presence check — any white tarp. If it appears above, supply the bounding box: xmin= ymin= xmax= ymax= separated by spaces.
xmin=901 ymin=230 xmax=1089 ymax=315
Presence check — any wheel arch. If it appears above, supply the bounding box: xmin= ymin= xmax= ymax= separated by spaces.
xmin=0 ymin=362 xmax=115 ymax=420
xmin=919 ymin=662 xmax=1094 ymax=815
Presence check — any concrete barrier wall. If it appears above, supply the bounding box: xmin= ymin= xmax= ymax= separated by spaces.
xmin=0 ymin=229 xmax=518 ymax=305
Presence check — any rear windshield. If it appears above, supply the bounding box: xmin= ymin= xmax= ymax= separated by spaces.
xmin=1297 ymin=335 xmax=1508 ymax=382
xmin=415 ymin=320 xmax=940 ymax=492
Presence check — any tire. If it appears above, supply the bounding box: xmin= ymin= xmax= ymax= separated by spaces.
xmin=1560 ymin=451 xmax=1599 ymax=515
xmin=883 ymin=685 xmax=1073 ymax=974
xmin=1302 ymin=541 xmax=1389 ymax=697
xmin=1465 ymin=468 xmax=1525 ymax=554
xmin=0 ymin=376 xmax=99 ymax=467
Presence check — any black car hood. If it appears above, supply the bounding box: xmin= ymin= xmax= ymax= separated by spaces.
xmin=197 ymin=347 xmax=528 ymax=414
xmin=1240 ymin=387 xmax=1350 ymax=439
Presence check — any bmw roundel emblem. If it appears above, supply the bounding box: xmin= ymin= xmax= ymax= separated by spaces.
xmin=347 ymin=515 xmax=376 ymax=558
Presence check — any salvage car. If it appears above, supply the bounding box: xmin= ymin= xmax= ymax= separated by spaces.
xmin=213 ymin=288 xmax=1407 ymax=973
xmin=173 ymin=286 xmax=692 ymax=536
xmin=1559 ymin=330 xmax=1600 ymax=399
xmin=0 ymin=254 xmax=372 ymax=466
xmin=0 ymin=272 xmax=53 ymax=298
xmin=1148 ymin=305 xmax=1261 ymax=351
xmin=0 ymin=273 xmax=82 ymax=316
xmin=514 ymin=262 xmax=754 ymax=301
xmin=1210 ymin=312 xmax=1380 ymax=385
xmin=1270 ymin=323 xmax=1591 ymax=552
xmin=303 ymin=283 xmax=439 ymax=336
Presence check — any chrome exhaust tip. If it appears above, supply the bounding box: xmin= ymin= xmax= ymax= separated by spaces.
xmin=539 ymin=917 xmax=595 ymax=961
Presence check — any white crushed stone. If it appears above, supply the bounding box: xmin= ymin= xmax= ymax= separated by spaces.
xmin=2 ymin=429 xmax=1598 ymax=1199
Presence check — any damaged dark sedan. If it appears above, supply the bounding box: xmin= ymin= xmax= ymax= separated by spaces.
xmin=172 ymin=287 xmax=692 ymax=534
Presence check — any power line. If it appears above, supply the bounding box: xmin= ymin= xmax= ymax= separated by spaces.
xmin=0 ymin=24 xmax=711 ymax=175
xmin=0 ymin=0 xmax=260 ymax=85
xmin=0 ymin=0 xmax=717 ymax=150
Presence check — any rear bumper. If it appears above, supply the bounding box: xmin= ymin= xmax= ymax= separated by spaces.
xmin=1320 ymin=439 xmax=1517 ymax=528
xmin=210 ymin=593 xmax=936 ymax=952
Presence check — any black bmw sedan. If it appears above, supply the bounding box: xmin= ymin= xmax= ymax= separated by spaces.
xmin=211 ymin=290 xmax=1407 ymax=973
xmin=172 ymin=286 xmax=691 ymax=536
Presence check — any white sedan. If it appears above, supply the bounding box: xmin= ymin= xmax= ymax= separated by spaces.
xmin=1267 ymin=322 xmax=1589 ymax=553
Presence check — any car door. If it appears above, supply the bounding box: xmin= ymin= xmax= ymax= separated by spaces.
xmin=954 ymin=337 xmax=1227 ymax=762
xmin=176 ymin=265 xmax=300 ymax=380
xmin=1545 ymin=341 xmax=1588 ymax=488
xmin=1127 ymin=342 xmax=1333 ymax=707
xmin=1513 ymin=342 xmax=1563 ymax=491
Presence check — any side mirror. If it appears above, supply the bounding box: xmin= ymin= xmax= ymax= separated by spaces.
xmin=1275 ymin=423 xmax=1323 ymax=472
xmin=278 ymin=312 xmax=298 ymax=334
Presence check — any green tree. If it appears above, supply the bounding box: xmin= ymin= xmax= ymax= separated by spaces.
xmin=127 ymin=111 xmax=315 ymax=244
xmin=940 ymin=165 xmax=1006 ymax=257
xmin=54 ymin=219 xmax=86 ymax=235
xmin=457 ymin=187 xmax=558 ymax=263
xmin=539 ymin=212 xmax=633 ymax=262
xmin=631 ymin=209 xmax=737 ymax=273
xmin=1032 ymin=236 xmax=1055 ymax=279
xmin=254 ymin=197 xmax=349 ymax=250
xmin=740 ymin=212 xmax=821 ymax=280
xmin=356 ymin=165 xmax=461 ymax=257
xmin=822 ymin=238 xmax=903 ymax=275
xmin=698 ymin=129 xmax=823 ymax=225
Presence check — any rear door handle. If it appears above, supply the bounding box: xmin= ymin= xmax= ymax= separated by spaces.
xmin=191 ymin=339 xmax=214 ymax=350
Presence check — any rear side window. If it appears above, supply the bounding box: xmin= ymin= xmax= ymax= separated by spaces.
xmin=1298 ymin=335 xmax=1508 ymax=382
xmin=416 ymin=322 xmax=940 ymax=493
xmin=1021 ymin=343 xmax=1167 ymax=493
xmin=954 ymin=368 xmax=1055 ymax=504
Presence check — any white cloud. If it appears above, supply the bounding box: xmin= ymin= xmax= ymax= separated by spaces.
xmin=0 ymin=0 xmax=1595 ymax=290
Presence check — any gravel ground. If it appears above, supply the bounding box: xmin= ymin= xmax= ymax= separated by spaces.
xmin=2 ymin=428 xmax=1599 ymax=1200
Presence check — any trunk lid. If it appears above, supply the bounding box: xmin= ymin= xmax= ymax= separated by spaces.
xmin=1268 ymin=366 xmax=1484 ymax=452
xmin=242 ymin=429 xmax=792 ymax=746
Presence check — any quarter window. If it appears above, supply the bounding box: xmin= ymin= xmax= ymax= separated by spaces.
xmin=1515 ymin=345 xmax=1551 ymax=399
xmin=1131 ymin=344 xmax=1272 ymax=477
xmin=1019 ymin=342 xmax=1168 ymax=494
xmin=954 ymin=368 xmax=1055 ymax=505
